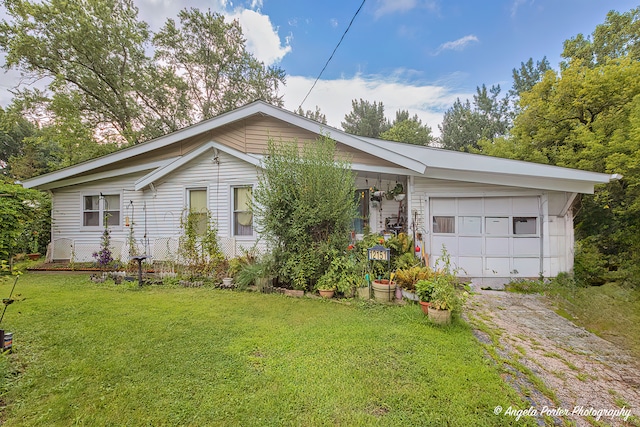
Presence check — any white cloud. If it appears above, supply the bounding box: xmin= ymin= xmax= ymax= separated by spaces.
xmin=374 ymin=0 xmax=437 ymax=19
xmin=250 ymin=0 xmax=263 ymax=10
xmin=282 ymin=73 xmax=472 ymax=137
xmin=435 ymin=35 xmax=479 ymax=54
xmin=229 ymin=9 xmax=291 ymax=64
xmin=510 ymin=0 xmax=532 ymax=18
xmin=330 ymin=18 xmax=338 ymax=28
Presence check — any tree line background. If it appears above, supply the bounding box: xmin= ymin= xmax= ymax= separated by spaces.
xmin=1 ymin=1 xmax=638 ymax=287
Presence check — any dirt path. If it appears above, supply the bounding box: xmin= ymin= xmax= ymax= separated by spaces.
xmin=466 ymin=290 xmax=640 ymax=427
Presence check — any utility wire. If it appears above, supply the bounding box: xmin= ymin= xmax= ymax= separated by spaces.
xmin=298 ymin=0 xmax=366 ymax=110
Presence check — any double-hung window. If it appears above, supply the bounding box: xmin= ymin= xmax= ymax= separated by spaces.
xmin=83 ymin=194 xmax=120 ymax=227
xmin=188 ymin=188 xmax=208 ymax=235
xmin=233 ymin=186 xmax=253 ymax=236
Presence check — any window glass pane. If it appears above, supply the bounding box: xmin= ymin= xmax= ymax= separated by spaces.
xmin=433 ymin=216 xmax=455 ymax=233
xmin=189 ymin=190 xmax=207 ymax=212
xmin=352 ymin=189 xmax=369 ymax=234
xmin=513 ymin=217 xmax=537 ymax=234
xmin=84 ymin=195 xmax=99 ymax=211
xmin=459 ymin=216 xmax=481 ymax=234
xmin=83 ymin=212 xmax=99 ymax=227
xmin=103 ymin=195 xmax=119 ymax=211
xmin=234 ymin=187 xmax=253 ymax=236
xmin=485 ymin=217 xmax=509 ymax=235
xmin=105 ymin=210 xmax=120 ymax=226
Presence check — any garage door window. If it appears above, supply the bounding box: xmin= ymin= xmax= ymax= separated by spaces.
xmin=513 ymin=217 xmax=537 ymax=235
xmin=433 ymin=216 xmax=455 ymax=233
xmin=459 ymin=216 xmax=481 ymax=234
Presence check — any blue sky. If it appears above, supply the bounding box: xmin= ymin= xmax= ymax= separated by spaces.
xmin=1 ymin=0 xmax=638 ymax=135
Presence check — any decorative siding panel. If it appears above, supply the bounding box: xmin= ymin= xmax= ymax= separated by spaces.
xmin=210 ymin=122 xmax=247 ymax=152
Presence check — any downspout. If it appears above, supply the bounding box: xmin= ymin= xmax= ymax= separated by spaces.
xmin=539 ymin=195 xmax=544 ymax=278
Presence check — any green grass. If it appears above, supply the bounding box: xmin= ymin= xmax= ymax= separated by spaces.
xmin=547 ymin=283 xmax=640 ymax=359
xmin=0 ymin=273 xmax=533 ymax=426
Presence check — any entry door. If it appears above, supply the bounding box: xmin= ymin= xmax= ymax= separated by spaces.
xmin=428 ymin=197 xmax=541 ymax=278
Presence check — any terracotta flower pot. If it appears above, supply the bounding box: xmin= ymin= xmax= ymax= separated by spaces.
xmin=419 ymin=301 xmax=430 ymax=315
xmin=319 ymin=289 xmax=335 ymax=299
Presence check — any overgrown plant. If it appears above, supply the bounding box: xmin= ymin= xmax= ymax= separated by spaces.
xmin=252 ymin=136 xmax=357 ymax=290
xmin=178 ymin=209 xmax=224 ymax=278
xmin=92 ymin=215 xmax=114 ymax=270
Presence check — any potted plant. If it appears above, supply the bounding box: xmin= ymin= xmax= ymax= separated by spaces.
xmin=395 ymin=265 xmax=431 ymax=301
xmin=415 ymin=278 xmax=436 ymax=314
xmin=427 ymin=276 xmax=460 ymax=325
xmin=372 ymin=272 xmax=396 ymax=302
xmin=315 ymin=275 xmax=336 ymax=298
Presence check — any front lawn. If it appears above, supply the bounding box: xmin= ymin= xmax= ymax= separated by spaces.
xmin=0 ymin=273 xmax=530 ymax=426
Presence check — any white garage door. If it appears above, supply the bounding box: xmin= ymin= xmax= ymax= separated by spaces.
xmin=428 ymin=196 xmax=541 ymax=278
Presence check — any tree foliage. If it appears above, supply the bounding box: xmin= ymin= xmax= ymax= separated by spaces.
xmin=439 ymin=84 xmax=509 ymax=151
xmin=294 ymin=106 xmax=327 ymax=124
xmin=341 ymin=99 xmax=390 ymax=138
xmin=380 ymin=110 xmax=434 ymax=145
xmin=561 ymin=7 xmax=640 ymax=67
xmin=0 ymin=181 xmax=51 ymax=264
xmin=252 ymin=136 xmax=357 ymax=290
xmin=0 ymin=0 xmax=286 ymax=147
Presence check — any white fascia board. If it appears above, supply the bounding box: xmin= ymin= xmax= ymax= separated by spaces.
xmin=422 ymin=148 xmax=612 ymax=183
xmin=24 ymin=158 xmax=178 ymax=190
xmin=134 ymin=140 xmax=261 ymax=191
xmin=351 ymin=163 xmax=420 ymax=176
xmin=425 ymin=167 xmax=599 ymax=194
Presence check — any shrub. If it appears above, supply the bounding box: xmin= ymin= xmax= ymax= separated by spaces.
xmin=252 ymin=136 xmax=357 ymax=290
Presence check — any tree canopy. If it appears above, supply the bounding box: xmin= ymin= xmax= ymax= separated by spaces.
xmin=0 ymin=0 xmax=285 ymax=150
xmin=380 ymin=110 xmax=434 ymax=146
xmin=341 ymin=99 xmax=390 ymax=138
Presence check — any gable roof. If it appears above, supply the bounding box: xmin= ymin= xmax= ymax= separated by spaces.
xmin=22 ymin=100 xmax=617 ymax=194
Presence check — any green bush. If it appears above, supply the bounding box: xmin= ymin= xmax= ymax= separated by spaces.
xmin=252 ymin=136 xmax=357 ymax=290
xmin=573 ymin=237 xmax=607 ymax=286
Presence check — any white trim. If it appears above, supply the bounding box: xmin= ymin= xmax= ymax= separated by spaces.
xmin=27 ymin=158 xmax=178 ymax=190
xmin=231 ymin=184 xmax=255 ymax=239
xmin=80 ymin=192 xmax=123 ymax=231
xmin=559 ymin=192 xmax=578 ymax=217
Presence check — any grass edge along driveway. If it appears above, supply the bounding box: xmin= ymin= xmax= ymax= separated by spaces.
xmin=0 ymin=273 xmax=533 ymax=426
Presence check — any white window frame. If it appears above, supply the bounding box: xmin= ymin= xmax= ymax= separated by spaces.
xmin=232 ymin=185 xmax=254 ymax=238
xmin=81 ymin=192 xmax=122 ymax=230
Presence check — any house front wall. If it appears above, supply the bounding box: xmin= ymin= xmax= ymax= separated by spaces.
xmin=49 ymin=149 xmax=264 ymax=263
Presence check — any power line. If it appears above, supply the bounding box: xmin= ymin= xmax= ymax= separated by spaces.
xmin=298 ymin=0 xmax=366 ymax=110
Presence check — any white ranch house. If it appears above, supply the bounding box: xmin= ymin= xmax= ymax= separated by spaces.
xmin=22 ymin=101 xmax=618 ymax=285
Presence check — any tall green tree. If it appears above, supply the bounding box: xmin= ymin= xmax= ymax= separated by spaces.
xmin=252 ymin=136 xmax=357 ymax=290
xmin=295 ymin=106 xmax=327 ymax=124
xmin=509 ymin=57 xmax=551 ymax=99
xmin=0 ymin=0 xmax=155 ymax=144
xmin=380 ymin=110 xmax=433 ymax=145
xmin=439 ymin=84 xmax=509 ymax=151
xmin=562 ymin=7 xmax=640 ymax=67
xmin=153 ymin=8 xmax=285 ymax=123
xmin=341 ymin=99 xmax=390 ymax=138
xmin=0 ymin=0 xmax=286 ymax=146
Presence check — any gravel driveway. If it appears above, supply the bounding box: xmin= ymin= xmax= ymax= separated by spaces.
xmin=466 ymin=290 xmax=640 ymax=426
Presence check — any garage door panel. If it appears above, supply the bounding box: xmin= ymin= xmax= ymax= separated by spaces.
xmin=458 ymin=257 xmax=482 ymax=276
xmin=512 ymin=258 xmax=540 ymax=276
xmin=513 ymin=238 xmax=540 ymax=256
xmin=458 ymin=198 xmax=482 ymax=214
xmin=485 ymin=257 xmax=510 ymax=276
xmin=431 ymin=198 xmax=456 ymax=214
xmin=431 ymin=236 xmax=457 ymax=254
xmin=513 ymin=197 xmax=539 ymax=214
xmin=485 ymin=237 xmax=509 ymax=255
xmin=458 ymin=237 xmax=482 ymax=255
xmin=484 ymin=198 xmax=511 ymax=214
